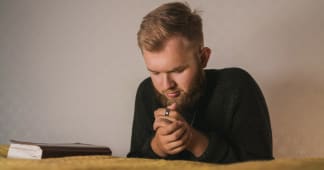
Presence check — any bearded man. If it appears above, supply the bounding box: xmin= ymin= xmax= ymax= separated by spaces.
xmin=127 ymin=2 xmax=273 ymax=163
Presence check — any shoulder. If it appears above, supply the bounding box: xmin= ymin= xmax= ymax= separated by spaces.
xmin=136 ymin=77 xmax=155 ymax=100
xmin=135 ymin=77 xmax=159 ymax=114
xmin=137 ymin=77 xmax=153 ymax=92
xmin=205 ymin=67 xmax=256 ymax=88
xmin=204 ymin=67 xmax=262 ymax=103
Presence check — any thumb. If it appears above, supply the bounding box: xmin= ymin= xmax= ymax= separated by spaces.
xmin=167 ymin=103 xmax=177 ymax=110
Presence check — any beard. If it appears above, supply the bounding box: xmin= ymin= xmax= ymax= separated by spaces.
xmin=154 ymin=70 xmax=205 ymax=114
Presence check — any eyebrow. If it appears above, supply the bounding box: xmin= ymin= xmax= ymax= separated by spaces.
xmin=147 ymin=64 xmax=189 ymax=73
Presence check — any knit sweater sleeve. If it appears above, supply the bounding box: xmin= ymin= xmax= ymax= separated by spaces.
xmin=127 ymin=79 xmax=161 ymax=159
xmin=192 ymin=68 xmax=273 ymax=163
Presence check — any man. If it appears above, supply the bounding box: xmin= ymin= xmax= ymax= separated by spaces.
xmin=127 ymin=2 xmax=273 ymax=163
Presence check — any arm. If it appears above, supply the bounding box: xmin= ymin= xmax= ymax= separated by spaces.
xmin=127 ymin=80 xmax=161 ymax=159
xmin=186 ymin=127 xmax=209 ymax=157
xmin=192 ymin=69 xmax=273 ymax=163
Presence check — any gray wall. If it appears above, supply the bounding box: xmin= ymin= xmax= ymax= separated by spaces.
xmin=1 ymin=0 xmax=323 ymax=158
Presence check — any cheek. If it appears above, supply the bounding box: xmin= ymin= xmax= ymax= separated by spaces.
xmin=173 ymin=69 xmax=197 ymax=92
xmin=150 ymin=75 xmax=163 ymax=93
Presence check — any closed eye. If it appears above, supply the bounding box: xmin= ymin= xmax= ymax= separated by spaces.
xmin=150 ymin=71 xmax=160 ymax=75
xmin=147 ymin=64 xmax=188 ymax=75
xmin=168 ymin=65 xmax=188 ymax=74
xmin=174 ymin=67 xmax=185 ymax=73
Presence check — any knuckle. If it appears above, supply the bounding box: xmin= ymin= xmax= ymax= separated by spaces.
xmin=154 ymin=108 xmax=163 ymax=116
xmin=170 ymin=134 xmax=178 ymax=141
xmin=154 ymin=111 xmax=158 ymax=117
xmin=164 ymin=145 xmax=171 ymax=152
xmin=177 ymin=139 xmax=184 ymax=146
xmin=174 ymin=133 xmax=180 ymax=140
xmin=174 ymin=131 xmax=182 ymax=139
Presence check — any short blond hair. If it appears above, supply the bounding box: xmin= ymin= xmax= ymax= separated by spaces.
xmin=137 ymin=2 xmax=203 ymax=52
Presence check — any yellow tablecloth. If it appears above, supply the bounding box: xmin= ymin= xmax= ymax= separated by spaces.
xmin=1 ymin=145 xmax=324 ymax=170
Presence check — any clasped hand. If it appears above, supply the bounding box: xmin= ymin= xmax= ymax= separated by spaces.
xmin=151 ymin=103 xmax=193 ymax=157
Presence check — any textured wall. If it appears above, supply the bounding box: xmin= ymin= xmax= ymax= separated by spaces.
xmin=0 ymin=0 xmax=323 ymax=158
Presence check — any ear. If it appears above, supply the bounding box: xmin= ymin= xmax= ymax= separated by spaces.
xmin=199 ymin=47 xmax=211 ymax=68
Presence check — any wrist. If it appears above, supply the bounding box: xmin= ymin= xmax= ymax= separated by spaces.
xmin=187 ymin=128 xmax=209 ymax=157
xmin=150 ymin=135 xmax=168 ymax=158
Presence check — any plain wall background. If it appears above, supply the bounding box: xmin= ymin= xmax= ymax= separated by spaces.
xmin=0 ymin=0 xmax=323 ymax=158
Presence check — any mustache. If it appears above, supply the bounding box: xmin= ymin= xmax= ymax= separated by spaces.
xmin=162 ymin=89 xmax=182 ymax=94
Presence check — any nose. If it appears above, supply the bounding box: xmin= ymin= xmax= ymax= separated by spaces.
xmin=162 ymin=73 xmax=176 ymax=90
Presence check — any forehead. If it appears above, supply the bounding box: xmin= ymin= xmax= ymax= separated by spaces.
xmin=143 ymin=36 xmax=197 ymax=71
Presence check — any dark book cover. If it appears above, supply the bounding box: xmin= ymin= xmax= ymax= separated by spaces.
xmin=8 ymin=140 xmax=112 ymax=159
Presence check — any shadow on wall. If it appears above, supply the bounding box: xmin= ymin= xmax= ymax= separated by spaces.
xmin=265 ymin=72 xmax=324 ymax=158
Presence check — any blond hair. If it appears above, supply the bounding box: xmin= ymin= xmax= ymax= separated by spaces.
xmin=137 ymin=2 xmax=203 ymax=52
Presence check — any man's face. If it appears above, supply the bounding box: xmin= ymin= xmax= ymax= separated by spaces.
xmin=143 ymin=36 xmax=205 ymax=112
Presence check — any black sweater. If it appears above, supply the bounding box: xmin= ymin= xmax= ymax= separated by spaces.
xmin=127 ymin=68 xmax=273 ymax=163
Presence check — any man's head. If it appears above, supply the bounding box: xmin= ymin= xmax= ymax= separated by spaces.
xmin=137 ymin=2 xmax=203 ymax=52
xmin=138 ymin=2 xmax=211 ymax=112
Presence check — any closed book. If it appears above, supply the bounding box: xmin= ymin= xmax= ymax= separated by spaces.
xmin=7 ymin=140 xmax=112 ymax=160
